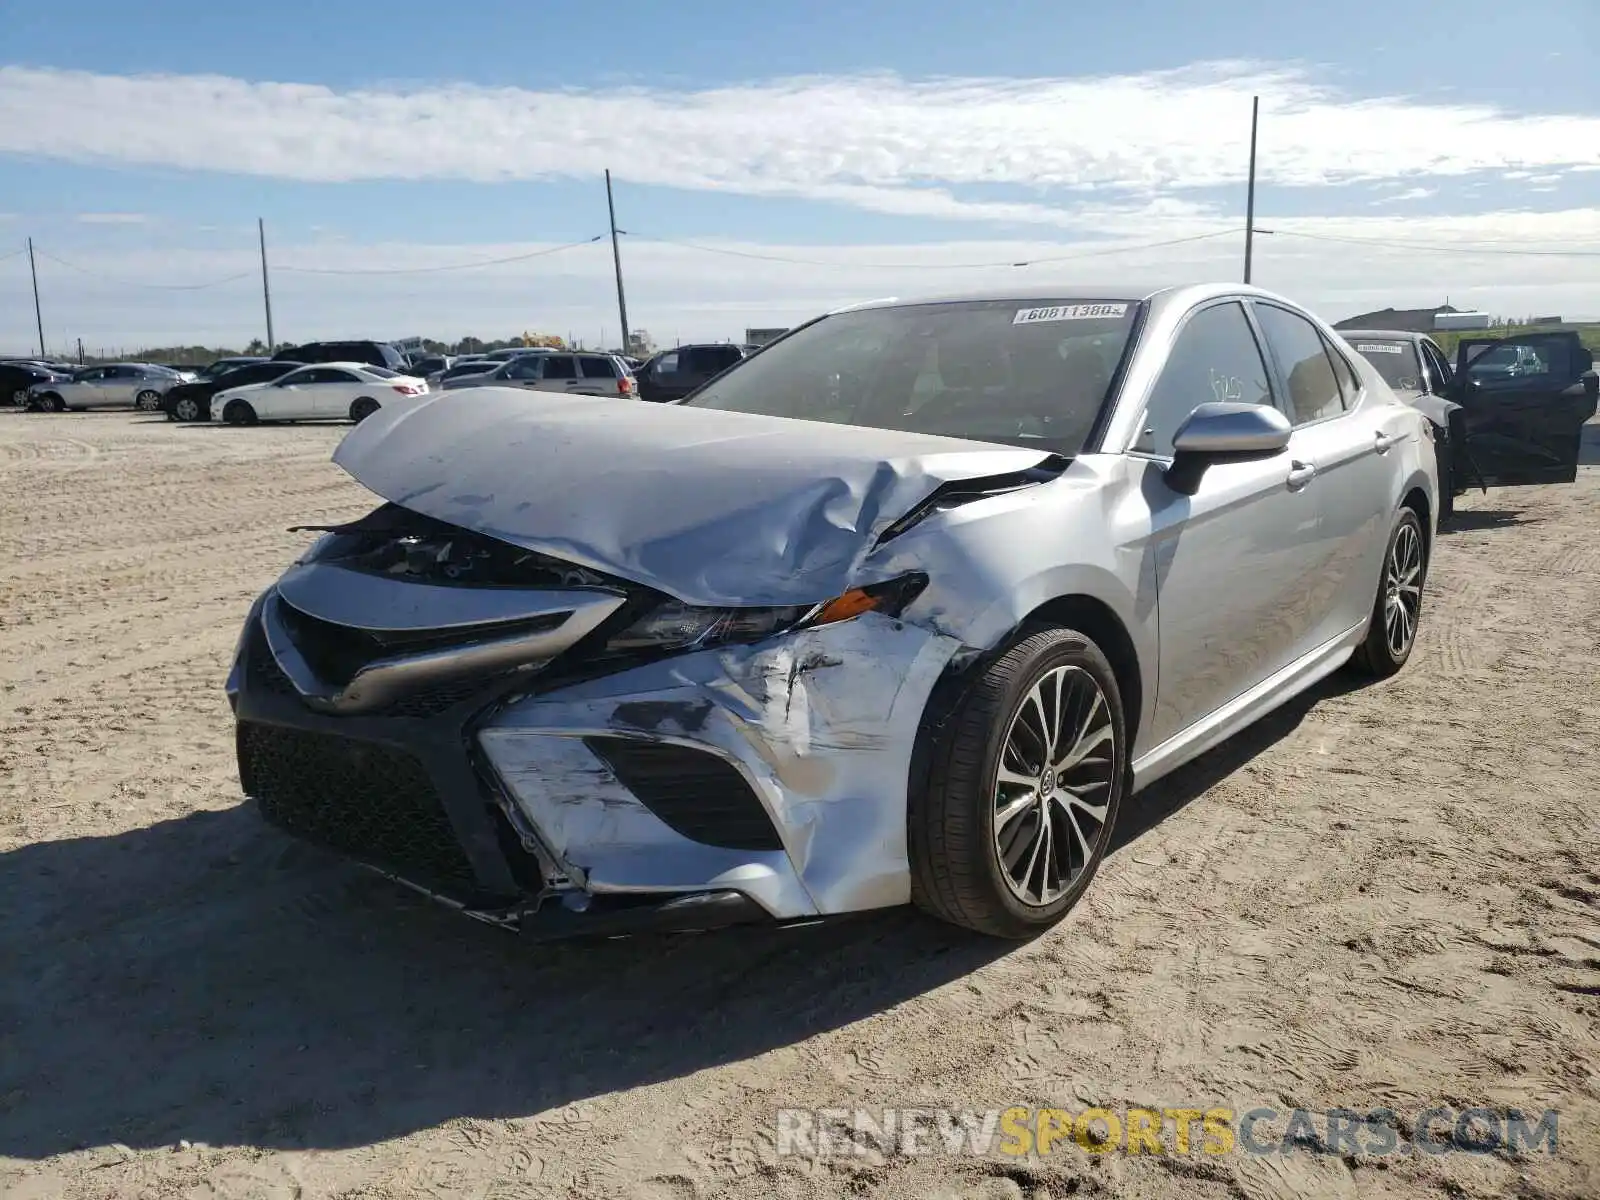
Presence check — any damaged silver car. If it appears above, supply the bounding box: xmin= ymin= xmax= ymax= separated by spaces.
xmin=227 ymin=284 xmax=1438 ymax=940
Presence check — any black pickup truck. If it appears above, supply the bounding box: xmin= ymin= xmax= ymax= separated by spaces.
xmin=1341 ymin=328 xmax=1598 ymax=516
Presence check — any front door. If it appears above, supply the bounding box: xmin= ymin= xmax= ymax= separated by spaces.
xmin=1450 ymin=335 xmax=1597 ymax=485
xmin=1127 ymin=300 xmax=1327 ymax=748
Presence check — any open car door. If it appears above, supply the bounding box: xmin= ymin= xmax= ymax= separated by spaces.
xmin=1450 ymin=334 xmax=1598 ymax=486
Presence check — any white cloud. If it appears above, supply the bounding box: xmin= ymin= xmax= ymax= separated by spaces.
xmin=1371 ymin=187 xmax=1437 ymax=205
xmin=2 ymin=63 xmax=1598 ymax=227
xmin=5 ymin=206 xmax=1598 ymax=354
xmin=75 ymin=212 xmax=148 ymax=224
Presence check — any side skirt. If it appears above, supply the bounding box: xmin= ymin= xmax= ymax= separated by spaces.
xmin=1130 ymin=622 xmax=1366 ymax=794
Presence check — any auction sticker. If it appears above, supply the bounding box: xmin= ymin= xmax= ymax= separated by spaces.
xmin=1013 ymin=303 xmax=1128 ymax=325
xmin=1355 ymin=343 xmax=1405 ymax=354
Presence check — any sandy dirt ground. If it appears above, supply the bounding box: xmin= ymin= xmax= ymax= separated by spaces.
xmin=1 ymin=410 xmax=1597 ymax=1200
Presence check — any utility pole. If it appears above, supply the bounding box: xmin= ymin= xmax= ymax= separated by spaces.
xmin=1243 ymin=95 xmax=1259 ymax=285
xmin=27 ymin=238 xmax=45 ymax=356
xmin=604 ymin=170 xmax=631 ymax=354
xmin=76 ymin=337 xmax=84 ymax=364
xmin=258 ymin=218 xmax=276 ymax=351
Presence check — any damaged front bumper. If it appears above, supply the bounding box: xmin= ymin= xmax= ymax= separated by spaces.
xmin=229 ymin=580 xmax=964 ymax=936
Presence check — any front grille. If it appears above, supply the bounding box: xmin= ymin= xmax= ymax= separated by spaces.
xmin=239 ymin=722 xmax=479 ymax=893
xmin=583 ymin=737 xmax=782 ymax=851
xmin=276 ymin=601 xmax=566 ymax=688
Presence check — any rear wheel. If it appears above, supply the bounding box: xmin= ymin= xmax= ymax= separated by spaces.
xmin=349 ymin=397 xmax=380 ymax=423
xmin=1352 ymin=507 xmax=1426 ymax=677
xmin=222 ymin=400 xmax=257 ymax=426
xmin=10 ymin=388 xmax=26 ymax=407
xmin=909 ymin=627 xmax=1126 ymax=939
xmin=135 ymin=389 xmax=162 ymax=412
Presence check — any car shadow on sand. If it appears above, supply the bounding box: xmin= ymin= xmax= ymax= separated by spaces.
xmin=0 ymin=672 xmax=1355 ymax=1161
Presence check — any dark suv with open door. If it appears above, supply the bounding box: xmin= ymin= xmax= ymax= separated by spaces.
xmin=634 ymin=343 xmax=752 ymax=403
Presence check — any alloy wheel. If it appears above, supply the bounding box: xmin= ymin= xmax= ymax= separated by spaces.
xmin=175 ymin=397 xmax=199 ymax=421
xmin=992 ymin=665 xmax=1117 ymax=906
xmin=1384 ymin=521 xmax=1423 ymax=658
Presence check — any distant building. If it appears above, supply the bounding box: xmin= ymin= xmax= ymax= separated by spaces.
xmin=1431 ymin=311 xmax=1492 ymax=331
xmin=745 ymin=327 xmax=788 ymax=346
xmin=1334 ymin=305 xmax=1459 ymax=333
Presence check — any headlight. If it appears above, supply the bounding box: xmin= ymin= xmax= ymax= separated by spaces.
xmin=604 ymin=573 xmax=927 ymax=654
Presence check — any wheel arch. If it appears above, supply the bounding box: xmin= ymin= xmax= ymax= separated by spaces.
xmin=906 ymin=591 xmax=1146 ymax=822
xmin=1401 ymin=481 xmax=1433 ymax=563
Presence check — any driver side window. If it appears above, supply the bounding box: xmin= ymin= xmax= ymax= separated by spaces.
xmin=1132 ymin=302 xmax=1274 ymax=456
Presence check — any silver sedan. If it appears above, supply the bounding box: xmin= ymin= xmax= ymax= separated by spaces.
xmin=28 ymin=363 xmax=185 ymax=412
xmin=227 ymin=283 xmax=1437 ymax=940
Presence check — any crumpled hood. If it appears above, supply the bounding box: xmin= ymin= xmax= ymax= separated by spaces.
xmin=332 ymin=388 xmax=1056 ymax=608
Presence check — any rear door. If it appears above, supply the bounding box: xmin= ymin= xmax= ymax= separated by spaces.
xmin=308 ymin=368 xmax=363 ymax=417
xmin=573 ymin=354 xmax=620 ymax=395
xmin=1450 ymin=334 xmax=1597 ymax=485
xmin=1252 ymin=301 xmax=1394 ymax=652
xmin=531 ymin=354 xmax=579 ymax=394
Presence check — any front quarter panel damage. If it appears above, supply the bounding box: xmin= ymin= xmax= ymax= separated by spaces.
xmin=477 ymin=613 xmax=964 ymax=918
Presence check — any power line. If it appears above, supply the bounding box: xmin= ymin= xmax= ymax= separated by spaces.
xmin=33 ymin=248 xmax=255 ymax=290
xmin=0 ymin=246 xmax=26 ymax=263
xmin=622 ymin=227 xmax=1243 ymax=269
xmin=1260 ymin=228 xmax=1600 ymax=258
xmin=273 ymin=236 xmax=604 ymax=275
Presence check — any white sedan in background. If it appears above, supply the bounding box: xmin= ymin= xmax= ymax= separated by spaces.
xmin=211 ymin=363 xmax=427 ymax=425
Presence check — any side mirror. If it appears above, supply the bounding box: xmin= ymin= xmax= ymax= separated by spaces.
xmin=1165 ymin=402 xmax=1291 ymax=495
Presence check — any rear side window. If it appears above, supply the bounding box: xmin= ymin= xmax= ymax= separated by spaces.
xmin=503 ymin=358 xmax=542 ymax=380
xmin=578 ymin=356 xmax=617 ymax=378
xmin=1255 ymin=304 xmax=1345 ymax=424
xmin=540 ymin=355 xmax=577 ymax=378
xmin=1321 ymin=335 xmax=1361 ymax=406
xmin=1134 ymin=301 xmax=1274 ymax=456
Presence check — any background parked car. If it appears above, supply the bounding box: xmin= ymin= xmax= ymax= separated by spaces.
xmin=634 ymin=343 xmax=752 ymax=402
xmin=435 ymin=358 xmax=497 ymax=386
xmin=195 ymin=356 xmax=270 ymax=381
xmin=213 ymin=362 xmax=427 ymax=425
xmin=1344 ymin=327 xmax=1597 ymax=517
xmin=27 ymin=363 xmax=186 ymax=412
xmin=270 ymin=340 xmax=407 ymax=371
xmin=1 ymin=361 xmax=71 ymax=407
xmin=406 ymin=354 xmax=453 ymax=381
xmin=443 ymin=351 xmax=636 ymax=397
xmin=162 ymin=359 xmax=305 ymax=421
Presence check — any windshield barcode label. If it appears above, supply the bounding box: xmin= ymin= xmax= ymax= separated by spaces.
xmin=1013 ymin=304 xmax=1128 ymax=325
xmin=1356 ymin=344 xmax=1406 ymax=354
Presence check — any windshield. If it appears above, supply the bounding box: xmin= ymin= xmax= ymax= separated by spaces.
xmin=681 ymin=298 xmax=1139 ymax=453
xmin=1348 ymin=339 xmax=1423 ymax=391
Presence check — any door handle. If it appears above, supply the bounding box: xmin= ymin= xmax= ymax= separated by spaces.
xmin=1286 ymin=460 xmax=1318 ymax=490
xmin=1374 ymin=430 xmax=1395 ymax=454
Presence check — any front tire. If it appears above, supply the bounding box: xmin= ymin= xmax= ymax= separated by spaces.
xmin=135 ymin=389 xmax=162 ymax=412
xmin=38 ymin=393 xmax=65 ymax=413
xmin=172 ymin=396 xmax=203 ymax=422
xmin=910 ymin=627 xmax=1126 ymax=939
xmin=1352 ymin=507 xmax=1426 ymax=677
xmin=222 ymin=400 xmax=257 ymax=426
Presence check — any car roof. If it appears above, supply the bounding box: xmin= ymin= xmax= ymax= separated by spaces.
xmin=1337 ymin=329 xmax=1430 ymax=342
xmin=286 ymin=360 xmax=374 ymax=372
xmin=826 ymin=282 xmax=1314 ymax=315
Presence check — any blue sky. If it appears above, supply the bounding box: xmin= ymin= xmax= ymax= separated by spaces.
xmin=1 ymin=0 xmax=1597 ymax=352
